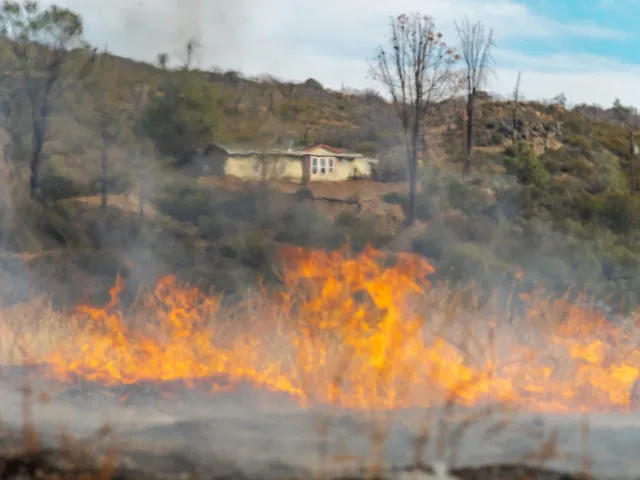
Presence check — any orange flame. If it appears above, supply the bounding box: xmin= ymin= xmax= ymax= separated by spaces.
xmin=6 ymin=245 xmax=640 ymax=412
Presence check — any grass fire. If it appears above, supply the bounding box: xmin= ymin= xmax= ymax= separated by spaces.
xmin=2 ymin=245 xmax=638 ymax=414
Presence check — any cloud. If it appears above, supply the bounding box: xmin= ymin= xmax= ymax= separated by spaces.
xmin=41 ymin=0 xmax=639 ymax=108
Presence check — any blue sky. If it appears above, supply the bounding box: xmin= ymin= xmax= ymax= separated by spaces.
xmin=500 ymin=0 xmax=637 ymax=67
xmin=44 ymin=0 xmax=640 ymax=108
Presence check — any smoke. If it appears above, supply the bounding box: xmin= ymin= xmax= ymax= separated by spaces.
xmin=1 ymin=382 xmax=640 ymax=479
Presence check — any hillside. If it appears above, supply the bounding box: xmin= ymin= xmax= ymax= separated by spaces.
xmin=2 ymin=29 xmax=640 ymax=313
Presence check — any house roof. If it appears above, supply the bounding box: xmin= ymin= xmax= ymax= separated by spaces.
xmin=206 ymin=142 xmax=364 ymax=159
xmin=300 ymin=144 xmax=346 ymax=154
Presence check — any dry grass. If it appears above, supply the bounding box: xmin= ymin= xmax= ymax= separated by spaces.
xmin=0 ymin=247 xmax=638 ymax=410
xmin=0 ymin=246 xmax=637 ymax=479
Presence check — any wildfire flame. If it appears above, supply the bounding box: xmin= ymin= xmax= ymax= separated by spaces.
xmin=4 ymin=245 xmax=640 ymax=412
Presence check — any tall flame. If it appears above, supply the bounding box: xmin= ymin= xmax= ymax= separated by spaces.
xmin=5 ymin=245 xmax=640 ymax=412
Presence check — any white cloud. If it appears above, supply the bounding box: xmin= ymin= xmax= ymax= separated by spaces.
xmin=41 ymin=0 xmax=640 ymax=108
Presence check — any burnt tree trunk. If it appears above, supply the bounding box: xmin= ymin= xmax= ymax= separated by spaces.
xmin=406 ymin=120 xmax=420 ymax=225
xmin=100 ymin=143 xmax=109 ymax=208
xmin=29 ymin=120 xmax=44 ymax=196
xmin=28 ymin=60 xmax=59 ymax=198
xmin=464 ymin=92 xmax=474 ymax=173
xmin=302 ymin=155 xmax=311 ymax=186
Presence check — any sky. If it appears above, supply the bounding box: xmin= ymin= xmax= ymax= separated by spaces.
xmin=42 ymin=0 xmax=640 ymax=109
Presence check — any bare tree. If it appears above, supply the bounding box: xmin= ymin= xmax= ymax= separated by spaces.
xmin=455 ymin=16 xmax=495 ymax=175
xmin=370 ymin=13 xmax=459 ymax=224
xmin=88 ymin=49 xmax=142 ymax=209
xmin=132 ymin=81 xmax=149 ymax=220
xmin=0 ymin=0 xmax=96 ymax=197
xmin=512 ymin=71 xmax=521 ymax=145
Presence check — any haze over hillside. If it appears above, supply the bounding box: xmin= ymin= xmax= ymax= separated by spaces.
xmin=41 ymin=0 xmax=640 ymax=108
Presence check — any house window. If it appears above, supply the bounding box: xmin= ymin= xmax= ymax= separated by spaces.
xmin=310 ymin=156 xmax=335 ymax=176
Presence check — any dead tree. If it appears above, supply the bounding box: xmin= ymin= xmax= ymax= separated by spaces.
xmin=370 ymin=13 xmax=459 ymax=225
xmin=512 ymin=71 xmax=522 ymax=145
xmin=0 ymin=1 xmax=96 ymax=196
xmin=455 ymin=17 xmax=495 ymax=175
xmin=132 ymin=81 xmax=149 ymax=219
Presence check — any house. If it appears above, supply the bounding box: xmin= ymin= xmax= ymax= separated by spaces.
xmin=189 ymin=143 xmax=378 ymax=183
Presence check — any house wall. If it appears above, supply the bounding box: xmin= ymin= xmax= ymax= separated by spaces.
xmin=225 ymin=154 xmax=304 ymax=181
xmin=194 ymin=145 xmax=375 ymax=182
xmin=306 ymin=156 xmax=373 ymax=182
xmin=303 ymin=145 xmax=373 ymax=181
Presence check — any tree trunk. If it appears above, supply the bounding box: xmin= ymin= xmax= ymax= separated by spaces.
xmin=139 ymin=181 xmax=144 ymax=220
xmin=100 ymin=143 xmax=109 ymax=209
xmin=302 ymin=155 xmax=311 ymax=186
xmin=464 ymin=93 xmax=474 ymax=173
xmin=29 ymin=73 xmax=56 ymax=198
xmin=29 ymin=121 xmax=44 ymax=197
xmin=406 ymin=124 xmax=420 ymax=225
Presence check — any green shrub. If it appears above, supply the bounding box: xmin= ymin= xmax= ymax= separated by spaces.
xmin=574 ymin=192 xmax=604 ymax=223
xmin=335 ymin=211 xmax=384 ymax=251
xmin=598 ymin=192 xmax=640 ymax=234
xmin=38 ymin=172 xmax=89 ymax=202
xmin=510 ymin=142 xmax=549 ymax=187
xmin=155 ymin=181 xmax=213 ymax=223
xmin=447 ymin=181 xmax=493 ymax=216
xmin=565 ymin=134 xmax=592 ymax=155
xmin=383 ymin=191 xmax=406 ymax=206
xmin=462 ymin=216 xmax=496 ymax=244
xmin=277 ymin=203 xmax=343 ymax=249
xmin=597 ymin=133 xmax=628 ymax=158
xmin=438 ymin=242 xmax=514 ymax=286
xmin=540 ymin=148 xmax=593 ymax=179
xmin=412 ymin=225 xmax=455 ymax=261
xmin=197 ymin=215 xmax=227 ymax=240
xmin=592 ymin=150 xmax=627 ymax=192
xmin=87 ymin=172 xmax=135 ymax=195
xmin=295 ymin=186 xmax=314 ymax=201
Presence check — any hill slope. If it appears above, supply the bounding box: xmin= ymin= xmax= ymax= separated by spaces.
xmin=2 ymin=43 xmax=640 ymax=311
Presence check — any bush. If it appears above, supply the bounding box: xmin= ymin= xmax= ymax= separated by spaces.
xmin=38 ymin=172 xmax=89 ymax=202
xmin=540 ymin=148 xmax=593 ymax=179
xmin=383 ymin=191 xmax=406 ymax=206
xmin=412 ymin=225 xmax=456 ymax=261
xmin=438 ymin=242 xmax=514 ymax=287
xmin=154 ymin=181 xmax=214 ymax=223
xmin=87 ymin=172 xmax=135 ymax=195
xmin=598 ymin=192 xmax=640 ymax=234
xmin=295 ymin=187 xmax=314 ymax=201
xmin=197 ymin=215 xmax=228 ymax=240
xmin=335 ymin=211 xmax=384 ymax=250
xmin=462 ymin=216 xmax=497 ymax=244
xmin=277 ymin=202 xmax=343 ymax=249
xmin=565 ymin=134 xmax=592 ymax=156
xmin=447 ymin=181 xmax=493 ymax=216
xmin=574 ymin=192 xmax=604 ymax=223
xmin=506 ymin=142 xmax=549 ymax=187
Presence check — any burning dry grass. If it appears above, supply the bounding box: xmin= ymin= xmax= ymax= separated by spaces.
xmin=0 ymin=245 xmax=639 ymax=413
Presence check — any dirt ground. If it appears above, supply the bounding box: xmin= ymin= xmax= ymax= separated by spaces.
xmin=198 ymin=176 xmax=408 ymax=201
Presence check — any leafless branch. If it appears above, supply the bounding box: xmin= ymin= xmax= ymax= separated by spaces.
xmin=455 ymin=16 xmax=495 ymax=174
xmin=369 ymin=12 xmax=459 ymax=224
